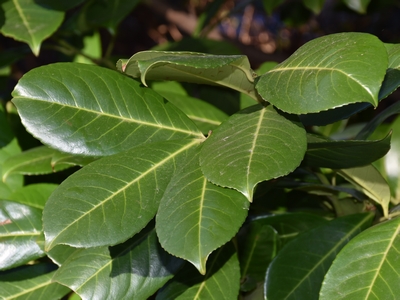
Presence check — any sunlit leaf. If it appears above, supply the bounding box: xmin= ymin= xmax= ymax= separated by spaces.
xmin=53 ymin=227 xmax=183 ymax=300
xmin=256 ymin=33 xmax=387 ymax=114
xmin=0 ymin=200 xmax=44 ymax=270
xmin=12 ymin=63 xmax=203 ymax=156
xmin=8 ymin=183 xmax=57 ymax=209
xmin=200 ymin=105 xmax=307 ymax=200
xmin=44 ymin=139 xmax=201 ymax=250
xmin=265 ymin=213 xmax=373 ymax=299
xmin=320 ymin=217 xmax=400 ymax=299
xmin=0 ymin=0 xmax=64 ymax=55
xmin=156 ymin=147 xmax=249 ymax=274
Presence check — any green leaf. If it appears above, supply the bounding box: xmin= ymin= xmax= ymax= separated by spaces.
xmin=378 ymin=43 xmax=400 ymax=100
xmin=43 ymin=139 xmax=200 ymax=250
xmin=303 ymin=0 xmax=325 ymax=14
xmin=320 ymin=217 xmax=400 ymax=299
xmin=156 ymin=242 xmax=240 ymax=300
xmin=47 ymin=244 xmax=79 ymax=266
xmin=0 ymin=263 xmax=70 ymax=299
xmin=0 ymin=0 xmax=64 ymax=56
xmin=343 ymin=0 xmax=371 ymax=13
xmin=8 ymin=183 xmax=57 ymax=209
xmin=155 ymin=90 xmax=228 ymax=134
xmin=0 ymin=139 xmax=23 ymax=198
xmin=117 ymin=51 xmax=258 ymax=100
xmin=338 ymin=165 xmax=391 ymax=218
xmin=156 ymin=147 xmax=249 ymax=274
xmin=52 ymin=227 xmax=183 ymax=300
xmin=304 ymin=133 xmax=391 ymax=169
xmin=256 ymin=32 xmax=388 ymax=114
xmin=200 ymin=105 xmax=307 ymax=200
xmin=34 ymin=0 xmax=85 ymax=11
xmin=12 ymin=63 xmax=203 ymax=156
xmin=0 ymin=200 xmax=44 ymax=270
xmin=265 ymin=213 xmax=373 ymax=300
xmin=2 ymin=146 xmax=94 ymax=181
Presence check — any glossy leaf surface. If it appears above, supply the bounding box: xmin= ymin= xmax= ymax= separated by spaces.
xmin=265 ymin=213 xmax=373 ymax=300
xmin=117 ymin=51 xmax=258 ymax=99
xmin=156 ymin=242 xmax=240 ymax=300
xmin=200 ymin=105 xmax=307 ymax=200
xmin=0 ymin=200 xmax=44 ymax=270
xmin=44 ymin=139 xmax=200 ymax=250
xmin=256 ymin=33 xmax=387 ymax=114
xmin=156 ymin=148 xmax=249 ymax=274
xmin=53 ymin=228 xmax=183 ymax=300
xmin=12 ymin=63 xmax=203 ymax=156
xmin=8 ymin=183 xmax=57 ymax=209
xmin=0 ymin=0 xmax=64 ymax=55
xmin=320 ymin=217 xmax=400 ymax=299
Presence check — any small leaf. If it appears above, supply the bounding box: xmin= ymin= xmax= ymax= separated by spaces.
xmin=343 ymin=0 xmax=371 ymax=14
xmin=12 ymin=63 xmax=203 ymax=156
xmin=156 ymin=147 xmax=249 ymax=274
xmin=44 ymin=139 xmax=200 ymax=250
xmin=304 ymin=133 xmax=391 ymax=169
xmin=264 ymin=213 xmax=373 ymax=300
xmin=200 ymin=105 xmax=307 ymax=200
xmin=8 ymin=183 xmax=58 ymax=209
xmin=117 ymin=51 xmax=258 ymax=100
xmin=0 ymin=0 xmax=64 ymax=56
xmin=320 ymin=217 xmax=400 ymax=299
xmin=338 ymin=165 xmax=391 ymax=218
xmin=156 ymin=242 xmax=240 ymax=300
xmin=53 ymin=227 xmax=183 ymax=300
xmin=303 ymin=0 xmax=325 ymax=14
xmin=0 ymin=200 xmax=44 ymax=270
xmin=256 ymin=32 xmax=388 ymax=114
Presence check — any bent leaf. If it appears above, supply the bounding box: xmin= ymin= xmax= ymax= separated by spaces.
xmin=43 ymin=139 xmax=200 ymax=250
xmin=117 ymin=51 xmax=258 ymax=100
xmin=264 ymin=213 xmax=373 ymax=300
xmin=200 ymin=105 xmax=307 ymax=200
xmin=156 ymin=147 xmax=249 ymax=274
xmin=320 ymin=217 xmax=400 ymax=299
xmin=256 ymin=32 xmax=387 ymax=114
xmin=12 ymin=63 xmax=203 ymax=157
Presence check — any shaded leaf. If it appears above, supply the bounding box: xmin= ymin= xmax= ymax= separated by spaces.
xmin=156 ymin=147 xmax=249 ymax=274
xmin=12 ymin=63 xmax=203 ymax=156
xmin=265 ymin=213 xmax=373 ymax=300
xmin=338 ymin=165 xmax=391 ymax=218
xmin=304 ymin=133 xmax=391 ymax=169
xmin=44 ymin=139 xmax=201 ymax=250
xmin=343 ymin=0 xmax=371 ymax=13
xmin=256 ymin=32 xmax=387 ymax=114
xmin=156 ymin=242 xmax=240 ymax=300
xmin=53 ymin=227 xmax=183 ymax=300
xmin=200 ymin=105 xmax=307 ymax=200
xmin=8 ymin=183 xmax=58 ymax=209
xmin=320 ymin=217 xmax=400 ymax=299
xmin=303 ymin=0 xmax=325 ymax=14
xmin=0 ymin=0 xmax=64 ymax=55
xmin=378 ymin=43 xmax=400 ymax=100
xmin=34 ymin=0 xmax=85 ymax=11
xmin=0 ymin=200 xmax=44 ymax=270
xmin=117 ymin=51 xmax=258 ymax=100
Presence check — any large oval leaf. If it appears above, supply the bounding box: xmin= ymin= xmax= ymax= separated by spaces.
xmin=320 ymin=217 xmax=400 ymax=299
xmin=43 ymin=139 xmax=201 ymax=250
xmin=156 ymin=147 xmax=249 ymax=274
xmin=256 ymin=32 xmax=388 ymax=114
xmin=12 ymin=63 xmax=203 ymax=157
xmin=200 ymin=105 xmax=307 ymax=200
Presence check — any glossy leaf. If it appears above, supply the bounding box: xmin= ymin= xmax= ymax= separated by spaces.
xmin=378 ymin=44 xmax=400 ymax=100
xmin=156 ymin=147 xmax=249 ymax=274
xmin=12 ymin=63 xmax=203 ymax=156
xmin=2 ymin=146 xmax=94 ymax=180
xmin=0 ymin=0 xmax=64 ymax=56
xmin=200 ymin=105 xmax=307 ymax=200
xmin=47 ymin=244 xmax=79 ymax=266
xmin=0 ymin=264 xmax=70 ymax=300
xmin=156 ymin=242 xmax=240 ymax=300
xmin=304 ymin=133 xmax=391 ymax=169
xmin=53 ymin=228 xmax=183 ymax=300
xmin=343 ymin=0 xmax=371 ymax=13
xmin=320 ymin=217 xmax=400 ymax=299
xmin=0 ymin=200 xmax=44 ymax=270
xmin=265 ymin=213 xmax=373 ymax=300
xmin=8 ymin=183 xmax=58 ymax=209
xmin=117 ymin=51 xmax=258 ymax=100
xmin=256 ymin=33 xmax=387 ymax=114
xmin=44 ymin=139 xmax=201 ymax=250
xmin=338 ymin=165 xmax=391 ymax=218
